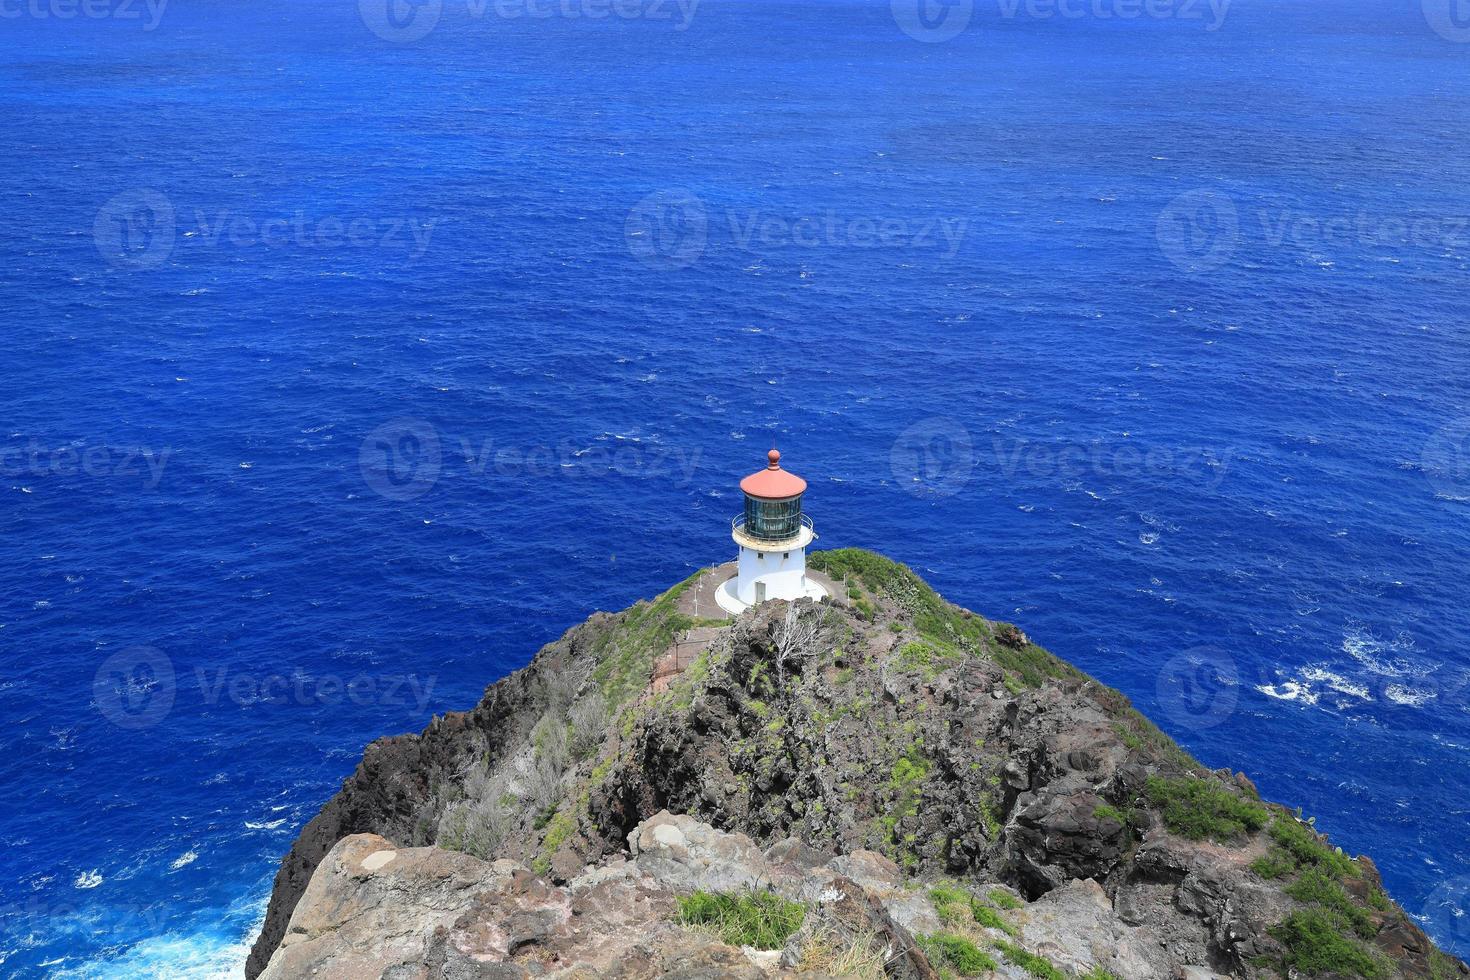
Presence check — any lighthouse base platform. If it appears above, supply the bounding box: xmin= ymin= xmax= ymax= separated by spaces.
xmin=673 ymin=562 xmax=839 ymax=620
xmin=714 ymin=572 xmax=830 ymax=615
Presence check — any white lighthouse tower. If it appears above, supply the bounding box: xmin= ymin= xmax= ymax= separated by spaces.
xmin=717 ymin=449 xmax=828 ymax=614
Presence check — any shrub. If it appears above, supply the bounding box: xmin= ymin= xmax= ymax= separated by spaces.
xmin=567 ymin=692 xmax=607 ymax=760
xmin=676 ymin=890 xmax=806 ymax=950
xmin=1144 ymin=775 xmax=1267 ymax=842
xmin=917 ymin=933 xmax=996 ymax=976
xmin=1251 ymin=849 xmax=1298 ymax=880
xmin=1286 ymin=869 xmax=1375 ymax=938
xmin=1270 ymin=908 xmax=1387 ymax=978
xmin=896 ymin=641 xmax=961 ymax=678
xmin=531 ymin=809 xmax=577 ymax=874
xmin=1268 ymin=817 xmax=1359 ymax=879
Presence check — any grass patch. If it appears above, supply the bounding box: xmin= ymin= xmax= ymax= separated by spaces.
xmin=930 ymin=883 xmax=1018 ymax=936
xmin=1286 ymin=869 xmax=1375 ymax=938
xmin=586 ymin=570 xmax=706 ymax=712
xmin=896 ymin=641 xmax=962 ymax=679
xmin=1093 ymin=803 xmax=1127 ymax=827
xmin=1263 ymin=817 xmax=1359 ymax=880
xmin=993 ymin=939 xmax=1066 ymax=980
xmin=1252 ymin=816 xmax=1387 ymax=977
xmin=1270 ymin=908 xmax=1387 ymax=978
xmin=1144 ymin=775 xmax=1267 ymax=842
xmin=928 ymin=884 xmax=971 ymax=924
xmin=1251 ymin=849 xmax=1299 ymax=880
xmin=810 ymin=548 xmax=1080 ymax=690
xmin=798 ymin=924 xmax=888 ymax=979
xmin=970 ymin=903 xmax=1016 ymax=936
xmin=987 ymin=888 xmax=1023 ymax=911
xmin=917 ymin=933 xmax=997 ymax=976
xmin=676 ymin=890 xmax=806 ymax=950
xmin=1082 ymin=969 xmax=1122 ymax=980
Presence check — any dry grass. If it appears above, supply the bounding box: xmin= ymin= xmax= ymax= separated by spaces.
xmin=796 ymin=924 xmax=890 ymax=979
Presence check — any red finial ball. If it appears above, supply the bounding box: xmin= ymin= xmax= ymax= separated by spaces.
xmin=768 ymin=448 xmax=781 ymax=468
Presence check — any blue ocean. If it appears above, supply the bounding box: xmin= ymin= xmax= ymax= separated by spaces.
xmin=2 ymin=0 xmax=1468 ymax=973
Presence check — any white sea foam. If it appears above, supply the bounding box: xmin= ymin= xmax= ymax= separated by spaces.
xmin=51 ymin=895 xmax=265 ymax=980
xmin=245 ymin=818 xmax=286 ymax=831
xmin=73 ymin=871 xmax=102 ymax=890
xmin=1300 ymin=667 xmax=1372 ymax=701
xmin=1257 ymin=680 xmax=1318 ymax=705
xmin=169 ymin=851 xmax=198 ymax=871
xmin=1385 ymin=685 xmax=1436 ymax=707
xmin=1342 ymin=627 xmax=1437 ymax=678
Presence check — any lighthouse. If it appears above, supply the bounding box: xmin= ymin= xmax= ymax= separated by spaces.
xmin=716 ymin=449 xmax=828 ymax=614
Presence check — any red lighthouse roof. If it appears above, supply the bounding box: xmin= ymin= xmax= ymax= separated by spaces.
xmin=740 ymin=449 xmax=807 ymax=499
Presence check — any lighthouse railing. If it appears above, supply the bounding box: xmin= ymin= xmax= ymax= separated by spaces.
xmin=732 ymin=513 xmax=813 ymax=544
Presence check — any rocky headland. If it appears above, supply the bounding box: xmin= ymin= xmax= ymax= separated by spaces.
xmin=246 ymin=549 xmax=1467 ymax=980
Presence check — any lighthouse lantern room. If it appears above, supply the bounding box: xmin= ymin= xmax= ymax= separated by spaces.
xmin=717 ymin=449 xmax=828 ymax=614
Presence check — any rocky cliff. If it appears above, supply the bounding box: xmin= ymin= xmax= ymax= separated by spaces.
xmin=247 ymin=549 xmax=1467 ymax=980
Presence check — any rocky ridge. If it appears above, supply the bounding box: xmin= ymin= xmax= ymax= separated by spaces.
xmin=247 ymin=549 xmax=1467 ymax=980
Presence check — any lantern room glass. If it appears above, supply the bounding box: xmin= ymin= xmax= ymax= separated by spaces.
xmin=743 ymin=493 xmax=802 ymax=541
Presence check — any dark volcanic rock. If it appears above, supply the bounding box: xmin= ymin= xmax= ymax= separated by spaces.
xmin=248 ymin=550 xmax=1468 ymax=980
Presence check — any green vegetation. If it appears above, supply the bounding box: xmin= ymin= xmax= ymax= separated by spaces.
xmin=928 ymin=883 xmax=1016 ymax=937
xmin=676 ymin=890 xmax=806 ymax=950
xmin=1094 ymin=684 xmax=1204 ymax=773
xmin=1248 ymin=816 xmax=1389 ymax=978
xmin=896 ymin=641 xmax=962 ymax=679
xmin=917 ymin=933 xmax=997 ymax=976
xmin=927 ymin=884 xmax=971 ymax=925
xmin=1431 ymin=951 xmax=1462 ymax=980
xmin=1270 ymin=908 xmax=1387 ymax=978
xmin=1286 ymin=869 xmax=1374 ymax=938
xmin=588 ymin=570 xmax=705 ymax=711
xmin=1258 ymin=816 xmax=1359 ymax=880
xmin=1082 ymin=968 xmax=1122 ymax=980
xmin=809 ymin=549 xmax=1081 ymax=690
xmin=1092 ymin=802 xmax=1127 ymax=827
xmin=970 ymin=903 xmax=1016 ymax=936
xmin=531 ymin=809 xmax=576 ymax=875
xmin=882 ymin=743 xmax=930 ymax=842
xmin=993 ymin=939 xmax=1066 ymax=979
xmin=987 ymin=888 xmax=1023 ymax=911
xmin=1144 ymin=775 xmax=1267 ymax=842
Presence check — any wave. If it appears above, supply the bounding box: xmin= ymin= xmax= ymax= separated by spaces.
xmin=1342 ymin=626 xmax=1438 ymax=679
